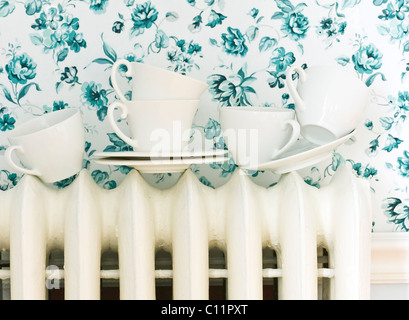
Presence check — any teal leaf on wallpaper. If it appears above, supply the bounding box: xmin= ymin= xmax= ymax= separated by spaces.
xmin=165 ymin=11 xmax=179 ymax=22
xmin=17 ymin=82 xmax=41 ymax=103
xmin=368 ymin=139 xmax=380 ymax=154
xmin=341 ymin=0 xmax=361 ymax=9
xmin=373 ymin=0 xmax=388 ymax=6
xmin=271 ymin=12 xmax=284 ymax=19
xmin=206 ymin=9 xmax=226 ymax=28
xmin=403 ymin=41 xmax=409 ymax=52
xmin=199 ymin=176 xmax=215 ymax=189
xmin=365 ymin=71 xmax=386 ymax=86
xmin=397 ymin=151 xmax=409 ymax=177
xmin=104 ymin=133 xmax=133 ymax=152
xmin=336 ymin=55 xmax=350 ymax=66
xmin=0 ymin=0 xmax=15 ymax=17
xmin=91 ymin=169 xmax=109 ymax=183
xmin=383 ymin=134 xmax=403 ymax=152
xmin=154 ymin=29 xmax=169 ymax=50
xmin=376 ymin=25 xmax=390 ymax=36
xmin=91 ymin=58 xmax=113 ymax=65
xmin=259 ymin=36 xmax=277 ymax=52
xmin=25 ymin=0 xmax=42 ymax=15
xmin=57 ymin=48 xmax=69 ymax=62
xmin=102 ymin=34 xmax=117 ymax=62
xmin=29 ymin=34 xmax=42 ymax=46
xmin=275 ymin=0 xmax=294 ymax=13
xmin=380 ymin=116 xmax=394 ymax=130
xmin=245 ymin=25 xmax=259 ymax=42
xmin=0 ymin=84 xmax=16 ymax=104
xmin=190 ymin=14 xmax=202 ymax=32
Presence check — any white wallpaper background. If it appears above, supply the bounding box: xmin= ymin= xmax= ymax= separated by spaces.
xmin=0 ymin=0 xmax=408 ymax=233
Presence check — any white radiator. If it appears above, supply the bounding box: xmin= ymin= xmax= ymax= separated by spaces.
xmin=0 ymin=164 xmax=372 ymax=300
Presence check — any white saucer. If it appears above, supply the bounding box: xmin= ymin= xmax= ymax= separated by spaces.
xmin=93 ymin=149 xmax=227 ymax=159
xmin=94 ymin=156 xmax=229 ymax=173
xmin=242 ymin=131 xmax=356 ymax=174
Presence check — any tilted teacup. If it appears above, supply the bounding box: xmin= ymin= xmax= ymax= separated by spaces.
xmin=107 ymin=100 xmax=200 ymax=154
xmin=219 ymin=107 xmax=300 ymax=168
xmin=286 ymin=65 xmax=370 ymax=145
xmin=5 ymin=108 xmax=85 ymax=183
xmin=111 ymin=59 xmax=208 ymax=102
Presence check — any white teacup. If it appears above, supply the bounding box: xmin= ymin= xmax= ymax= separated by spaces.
xmin=219 ymin=107 xmax=300 ymax=168
xmin=5 ymin=108 xmax=85 ymax=183
xmin=107 ymin=100 xmax=200 ymax=153
xmin=111 ymin=59 xmax=208 ymax=102
xmin=286 ymin=65 xmax=370 ymax=145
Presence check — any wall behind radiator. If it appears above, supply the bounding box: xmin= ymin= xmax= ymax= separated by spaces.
xmin=0 ymin=0 xmax=408 ymax=232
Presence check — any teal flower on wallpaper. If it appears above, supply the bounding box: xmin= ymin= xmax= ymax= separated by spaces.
xmin=89 ymin=0 xmax=109 ymax=14
xmin=221 ymin=27 xmax=248 ymax=57
xmin=282 ymin=11 xmax=309 ymax=41
xmin=383 ymin=197 xmax=409 ymax=231
xmin=271 ymin=0 xmax=309 ymax=51
xmin=210 ymin=157 xmax=237 ymax=178
xmin=270 ymin=47 xmax=295 ymax=72
xmin=0 ymin=1 xmax=16 ymax=17
xmin=131 ymin=1 xmax=158 ymax=35
xmin=208 ymin=66 xmax=256 ymax=106
xmin=376 ymin=0 xmax=409 ymax=20
xmin=207 ymin=9 xmax=227 ymax=28
xmin=397 ymin=150 xmax=409 ymax=177
xmin=0 ymin=45 xmax=42 ymax=114
xmin=203 ymin=118 xmax=221 ymax=140
xmin=0 ymin=113 xmax=15 ymax=131
xmin=166 ymin=39 xmax=203 ymax=74
xmin=5 ymin=53 xmax=37 ymax=85
xmin=0 ymin=170 xmax=19 ymax=191
xmin=60 ymin=66 xmax=79 ymax=85
xmin=81 ymin=81 xmax=108 ymax=121
xmin=187 ymin=0 xmax=227 ymax=32
xmin=316 ymin=17 xmax=347 ymax=47
xmin=29 ymin=4 xmax=87 ymax=64
xmin=352 ymin=43 xmax=383 ymax=74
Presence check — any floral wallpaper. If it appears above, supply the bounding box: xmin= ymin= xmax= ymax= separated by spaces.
xmin=0 ymin=0 xmax=409 ymax=232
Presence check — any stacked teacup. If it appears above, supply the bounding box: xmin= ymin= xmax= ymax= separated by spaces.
xmin=108 ymin=59 xmax=208 ymax=156
xmin=219 ymin=65 xmax=370 ymax=171
xmin=286 ymin=65 xmax=370 ymax=146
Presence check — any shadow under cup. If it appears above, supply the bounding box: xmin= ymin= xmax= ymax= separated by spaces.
xmin=5 ymin=108 xmax=85 ymax=184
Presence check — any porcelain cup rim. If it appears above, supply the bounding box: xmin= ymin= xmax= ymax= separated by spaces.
xmin=7 ymin=108 xmax=80 ymax=140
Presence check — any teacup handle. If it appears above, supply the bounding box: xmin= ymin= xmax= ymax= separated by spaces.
xmin=111 ymin=59 xmax=132 ymax=103
xmin=272 ymin=119 xmax=300 ymax=159
xmin=107 ymin=101 xmax=138 ymax=148
xmin=286 ymin=66 xmax=307 ymax=112
xmin=5 ymin=145 xmax=42 ymax=176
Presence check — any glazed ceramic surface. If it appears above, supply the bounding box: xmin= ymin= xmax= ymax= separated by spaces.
xmin=111 ymin=59 xmax=208 ymax=102
xmin=220 ymin=107 xmax=300 ymax=167
xmin=5 ymin=109 xmax=85 ymax=183
xmin=107 ymin=99 xmax=199 ymax=152
xmin=287 ymin=65 xmax=370 ymax=145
